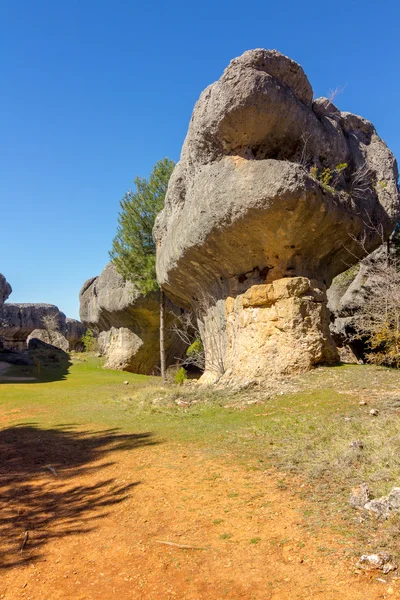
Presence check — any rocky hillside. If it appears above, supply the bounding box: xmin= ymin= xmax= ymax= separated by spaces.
xmin=155 ymin=48 xmax=399 ymax=384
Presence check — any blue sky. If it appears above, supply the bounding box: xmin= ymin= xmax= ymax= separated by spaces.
xmin=1 ymin=0 xmax=399 ymax=319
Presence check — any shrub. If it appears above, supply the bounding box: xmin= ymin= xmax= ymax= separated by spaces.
xmin=174 ymin=367 xmax=187 ymax=385
xmin=354 ymin=261 xmax=400 ymax=368
xmin=81 ymin=329 xmax=98 ymax=352
xmin=309 ymin=162 xmax=348 ymax=193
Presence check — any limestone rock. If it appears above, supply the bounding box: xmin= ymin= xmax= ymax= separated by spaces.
xmin=27 ymin=329 xmax=70 ymax=353
xmin=201 ymin=277 xmax=338 ymax=383
xmin=65 ymin=318 xmax=86 ymax=351
xmin=0 ymin=303 xmax=66 ymax=350
xmin=0 ymin=273 xmax=11 ymax=309
xmin=79 ymin=262 xmax=185 ymax=375
xmin=364 ymin=487 xmax=400 ymax=519
xmin=349 ymin=483 xmax=371 ymax=509
xmin=356 ymin=553 xmax=397 ymax=573
xmin=27 ymin=337 xmax=71 ymax=368
xmin=328 ymin=243 xmax=394 ymax=360
xmin=0 ymin=302 xmax=85 ymax=352
xmin=98 ymin=327 xmax=144 ymax=371
xmin=155 ymin=49 xmax=399 ymax=384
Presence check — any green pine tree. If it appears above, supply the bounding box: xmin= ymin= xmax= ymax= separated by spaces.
xmin=110 ymin=157 xmax=175 ymax=293
xmin=109 ymin=157 xmax=175 ymax=378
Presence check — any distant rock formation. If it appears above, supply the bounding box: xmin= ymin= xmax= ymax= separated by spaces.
xmin=155 ymin=49 xmax=400 ymax=384
xmin=65 ymin=318 xmax=86 ymax=351
xmin=0 ymin=273 xmax=11 ymax=309
xmin=79 ymin=262 xmax=185 ymax=374
xmin=0 ymin=303 xmax=64 ymax=351
xmin=328 ymin=243 xmax=392 ymax=361
xmin=0 ymin=302 xmax=86 ymax=351
xmin=27 ymin=328 xmax=70 ymax=352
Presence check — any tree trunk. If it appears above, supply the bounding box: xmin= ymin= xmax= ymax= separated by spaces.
xmin=160 ymin=288 xmax=166 ymax=379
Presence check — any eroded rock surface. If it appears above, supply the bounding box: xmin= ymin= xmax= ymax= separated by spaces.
xmin=0 ymin=303 xmax=85 ymax=351
xmin=155 ymin=48 xmax=399 ymax=383
xmin=65 ymin=318 xmax=86 ymax=351
xmin=0 ymin=304 xmax=66 ymax=351
xmin=79 ymin=262 xmax=185 ymax=374
xmin=328 ymin=243 xmax=394 ymax=361
xmin=27 ymin=329 xmax=70 ymax=352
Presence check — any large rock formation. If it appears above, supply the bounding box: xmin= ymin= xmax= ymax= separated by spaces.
xmin=154 ymin=49 xmax=399 ymax=384
xmin=79 ymin=262 xmax=185 ymax=374
xmin=0 ymin=274 xmax=11 ymax=309
xmin=0 ymin=304 xmax=66 ymax=350
xmin=0 ymin=303 xmax=85 ymax=351
xmin=328 ymin=242 xmax=393 ymax=360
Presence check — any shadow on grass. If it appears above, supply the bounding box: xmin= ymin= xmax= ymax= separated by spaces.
xmin=0 ymin=424 xmax=157 ymax=569
xmin=0 ymin=341 xmax=72 ymax=384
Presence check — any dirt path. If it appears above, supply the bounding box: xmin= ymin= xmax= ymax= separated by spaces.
xmin=0 ymin=436 xmax=397 ymax=599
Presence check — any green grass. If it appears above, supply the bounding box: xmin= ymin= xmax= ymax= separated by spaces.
xmin=2 ymin=356 xmax=400 ymax=560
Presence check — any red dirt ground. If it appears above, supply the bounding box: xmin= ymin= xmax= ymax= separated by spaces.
xmin=1 ymin=434 xmax=399 ymax=599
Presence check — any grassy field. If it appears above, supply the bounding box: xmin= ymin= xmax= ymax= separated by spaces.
xmin=2 ymin=354 xmax=400 ymax=564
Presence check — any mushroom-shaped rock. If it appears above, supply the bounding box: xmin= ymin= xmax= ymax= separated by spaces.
xmin=155 ymin=49 xmax=400 ymax=384
xmin=0 ymin=273 xmax=11 ymax=309
xmin=79 ymin=262 xmax=185 ymax=374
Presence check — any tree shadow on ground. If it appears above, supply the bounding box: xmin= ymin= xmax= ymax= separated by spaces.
xmin=0 ymin=424 xmax=157 ymax=569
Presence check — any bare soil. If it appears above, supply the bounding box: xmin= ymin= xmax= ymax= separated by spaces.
xmin=1 ymin=431 xmax=398 ymax=599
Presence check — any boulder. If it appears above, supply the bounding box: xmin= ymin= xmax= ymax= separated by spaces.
xmin=65 ymin=318 xmax=86 ymax=351
xmin=356 ymin=553 xmax=397 ymax=573
xmin=349 ymin=483 xmax=371 ymax=509
xmin=155 ymin=48 xmax=399 ymax=384
xmin=0 ymin=273 xmax=11 ymax=309
xmin=364 ymin=487 xmax=400 ymax=519
xmin=79 ymin=262 xmax=185 ymax=375
xmin=0 ymin=303 xmax=66 ymax=351
xmin=26 ymin=329 xmax=70 ymax=353
xmin=328 ymin=242 xmax=393 ymax=360
xmin=0 ymin=302 xmax=85 ymax=352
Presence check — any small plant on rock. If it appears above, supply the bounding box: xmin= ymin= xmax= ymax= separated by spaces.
xmin=310 ymin=162 xmax=348 ymax=194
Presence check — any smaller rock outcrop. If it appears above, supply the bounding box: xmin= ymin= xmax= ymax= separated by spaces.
xmin=364 ymin=487 xmax=400 ymax=520
xmin=79 ymin=263 xmax=185 ymax=374
xmin=27 ymin=329 xmax=70 ymax=353
xmin=0 ymin=273 xmax=11 ymax=308
xmin=349 ymin=483 xmax=371 ymax=509
xmin=0 ymin=303 xmax=86 ymax=351
xmin=65 ymin=318 xmax=86 ymax=351
xmin=350 ymin=484 xmax=400 ymax=520
xmin=328 ymin=242 xmax=393 ymax=360
xmin=356 ymin=553 xmax=397 ymax=573
xmin=0 ymin=304 xmax=65 ymax=350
